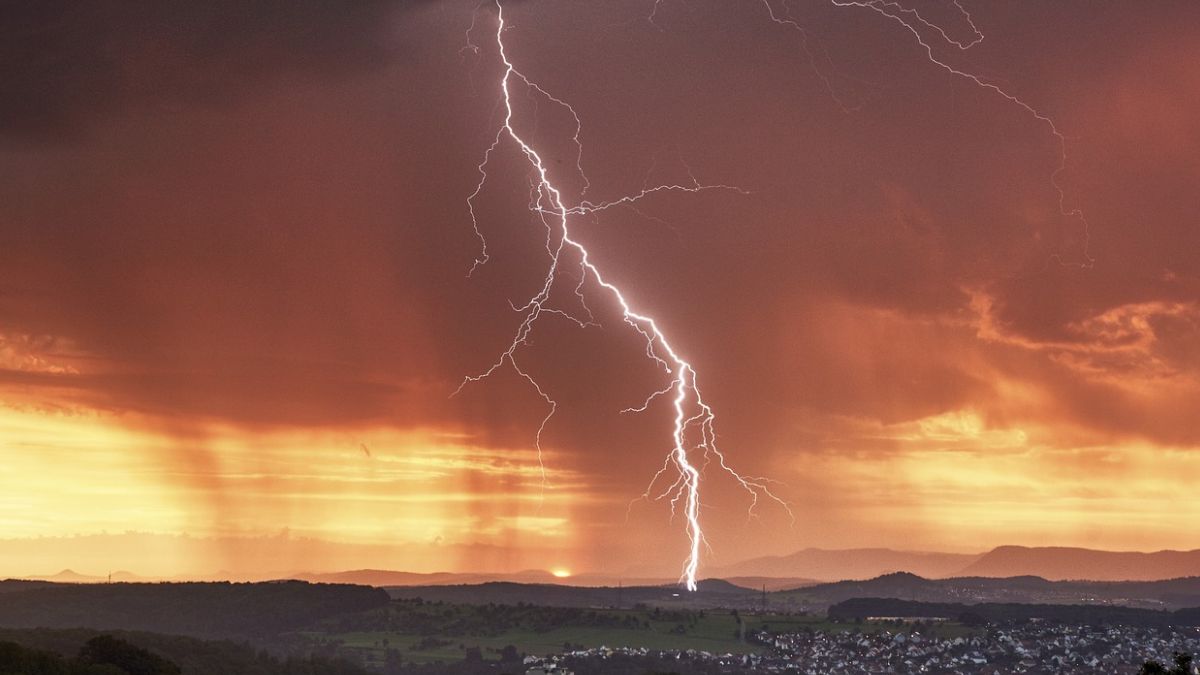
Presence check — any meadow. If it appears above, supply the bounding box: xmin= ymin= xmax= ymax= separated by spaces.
xmin=308 ymin=601 xmax=975 ymax=666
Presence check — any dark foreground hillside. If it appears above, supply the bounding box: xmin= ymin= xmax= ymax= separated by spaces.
xmin=0 ymin=629 xmax=368 ymax=675
xmin=0 ymin=581 xmax=388 ymax=639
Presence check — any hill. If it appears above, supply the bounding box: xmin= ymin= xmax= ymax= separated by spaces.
xmin=711 ymin=548 xmax=979 ymax=581
xmin=297 ymin=569 xmax=513 ymax=587
xmin=296 ymin=569 xmax=680 ymax=588
xmin=958 ymin=545 xmax=1200 ymax=581
xmin=0 ymin=628 xmax=369 ymax=675
xmin=13 ymin=569 xmax=150 ymax=584
xmin=0 ymin=579 xmax=55 ymax=594
xmin=722 ymin=576 xmax=817 ymax=591
xmin=715 ymin=545 xmax=1200 ymax=583
xmin=364 ymin=573 xmax=1200 ymax=613
xmin=298 ymin=569 xmax=815 ymax=591
xmin=770 ymin=572 xmax=1200 ymax=611
xmin=0 ymin=581 xmax=389 ymax=639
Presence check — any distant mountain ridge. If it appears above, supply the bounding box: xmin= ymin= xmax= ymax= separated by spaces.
xmin=255 ymin=546 xmax=1200 ymax=587
xmin=296 ymin=569 xmax=556 ymax=587
xmin=710 ymin=547 xmax=980 ymax=581
xmin=958 ymin=546 xmax=1200 ymax=581
xmin=714 ymin=546 xmax=1200 ymax=582
xmin=17 ymin=569 xmax=147 ymax=583
xmin=294 ymin=569 xmax=702 ymax=588
xmin=296 ymin=569 xmax=818 ymax=591
xmin=772 ymin=571 xmax=1200 ymax=610
xmin=13 ymin=545 xmax=1200 ymax=587
xmin=361 ymin=572 xmax=1200 ymax=612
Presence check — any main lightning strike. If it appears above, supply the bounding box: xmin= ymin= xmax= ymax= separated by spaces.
xmin=457 ymin=1 xmax=788 ymax=591
xmin=460 ymin=0 xmax=1088 ymax=592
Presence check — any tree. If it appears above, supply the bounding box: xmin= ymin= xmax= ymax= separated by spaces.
xmin=1140 ymin=652 xmax=1194 ymax=675
xmin=958 ymin=611 xmax=987 ymax=628
xmin=0 ymin=640 xmax=70 ymax=675
xmin=499 ymin=645 xmax=520 ymax=663
xmin=75 ymin=636 xmax=180 ymax=675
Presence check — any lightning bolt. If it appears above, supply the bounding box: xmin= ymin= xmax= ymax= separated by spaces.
xmin=458 ymin=0 xmax=1092 ymax=592
xmin=456 ymin=0 xmax=789 ymax=592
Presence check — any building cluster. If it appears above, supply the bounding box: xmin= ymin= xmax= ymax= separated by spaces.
xmin=765 ymin=623 xmax=1200 ymax=674
xmin=523 ymin=624 xmax=1200 ymax=675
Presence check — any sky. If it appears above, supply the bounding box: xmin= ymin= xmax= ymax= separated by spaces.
xmin=1 ymin=0 xmax=1198 ymax=579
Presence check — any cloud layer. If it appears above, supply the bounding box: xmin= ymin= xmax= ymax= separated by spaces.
xmin=1 ymin=0 xmax=1197 ymax=575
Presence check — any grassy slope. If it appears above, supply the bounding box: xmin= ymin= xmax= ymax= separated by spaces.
xmin=318 ymin=607 xmax=975 ymax=665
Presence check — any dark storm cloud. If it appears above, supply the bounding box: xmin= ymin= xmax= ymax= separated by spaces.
xmin=0 ymin=0 xmax=422 ymax=140
xmin=1 ymin=0 xmax=1198 ymax=472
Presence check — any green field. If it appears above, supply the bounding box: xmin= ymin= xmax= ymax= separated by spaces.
xmin=309 ymin=605 xmax=976 ymax=666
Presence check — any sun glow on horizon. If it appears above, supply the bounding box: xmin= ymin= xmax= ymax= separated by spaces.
xmin=0 ymin=403 xmax=585 ymax=577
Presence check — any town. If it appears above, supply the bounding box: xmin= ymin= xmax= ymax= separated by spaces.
xmin=519 ymin=623 xmax=1200 ymax=675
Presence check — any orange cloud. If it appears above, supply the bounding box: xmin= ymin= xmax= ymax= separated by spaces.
xmin=0 ymin=405 xmax=584 ymax=576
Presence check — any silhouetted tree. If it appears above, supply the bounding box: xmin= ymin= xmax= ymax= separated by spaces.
xmin=958 ymin=611 xmax=987 ymax=628
xmin=75 ymin=636 xmax=180 ymax=675
xmin=499 ymin=645 xmax=520 ymax=663
xmin=1140 ymin=652 xmax=1194 ymax=675
xmin=0 ymin=640 xmax=71 ymax=675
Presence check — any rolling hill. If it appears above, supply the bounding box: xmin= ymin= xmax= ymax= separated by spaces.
xmin=709 ymin=548 xmax=980 ymax=581
xmin=957 ymin=546 xmax=1200 ymax=581
xmin=770 ymin=571 xmax=1200 ymax=611
xmin=713 ymin=545 xmax=1200 ymax=582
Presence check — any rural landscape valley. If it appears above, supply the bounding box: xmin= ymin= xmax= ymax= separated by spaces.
xmin=7 ymin=546 xmax=1200 ymax=673
xmin=3 ymin=0 xmax=1197 ymax=672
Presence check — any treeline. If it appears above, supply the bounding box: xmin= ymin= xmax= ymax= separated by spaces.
xmin=828 ymin=597 xmax=1200 ymax=627
xmin=0 ymin=582 xmax=388 ymax=639
xmin=0 ymin=629 xmax=369 ymax=675
xmin=385 ymin=580 xmax=755 ymax=609
xmin=1 ymin=634 xmax=180 ymax=675
xmin=0 ymin=580 xmax=54 ymax=595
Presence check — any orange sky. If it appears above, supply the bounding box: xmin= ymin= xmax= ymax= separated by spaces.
xmin=1 ymin=0 xmax=1198 ymax=578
